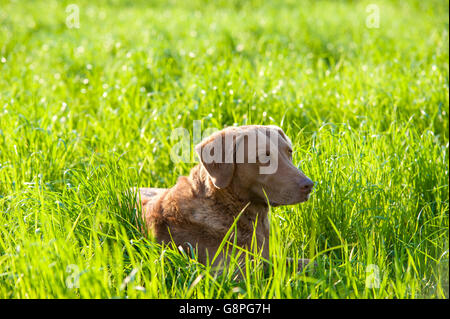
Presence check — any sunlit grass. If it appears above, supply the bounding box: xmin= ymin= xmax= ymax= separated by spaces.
xmin=0 ymin=0 xmax=448 ymax=298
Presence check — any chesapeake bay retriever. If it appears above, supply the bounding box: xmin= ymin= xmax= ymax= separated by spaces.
xmin=137 ymin=125 xmax=314 ymax=272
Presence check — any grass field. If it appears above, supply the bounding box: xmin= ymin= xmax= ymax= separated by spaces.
xmin=0 ymin=0 xmax=448 ymax=298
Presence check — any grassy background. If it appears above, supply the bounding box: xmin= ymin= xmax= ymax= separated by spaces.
xmin=0 ymin=0 xmax=448 ymax=298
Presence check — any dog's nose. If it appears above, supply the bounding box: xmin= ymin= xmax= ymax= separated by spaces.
xmin=299 ymin=178 xmax=314 ymax=193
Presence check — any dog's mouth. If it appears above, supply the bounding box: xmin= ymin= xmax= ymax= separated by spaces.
xmin=269 ymin=193 xmax=311 ymax=207
xmin=300 ymin=192 xmax=312 ymax=203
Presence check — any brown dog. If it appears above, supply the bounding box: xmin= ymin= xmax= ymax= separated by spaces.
xmin=138 ymin=125 xmax=314 ymax=272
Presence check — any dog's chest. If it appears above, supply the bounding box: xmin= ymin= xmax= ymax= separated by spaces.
xmin=188 ymin=203 xmax=270 ymax=248
xmin=189 ymin=204 xmax=236 ymax=235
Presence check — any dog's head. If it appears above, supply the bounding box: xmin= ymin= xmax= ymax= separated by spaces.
xmin=195 ymin=125 xmax=313 ymax=206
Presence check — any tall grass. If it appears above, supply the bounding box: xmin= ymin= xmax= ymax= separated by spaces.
xmin=0 ymin=0 xmax=448 ymax=298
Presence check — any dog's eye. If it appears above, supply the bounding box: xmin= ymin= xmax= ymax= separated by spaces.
xmin=287 ymin=149 xmax=293 ymax=155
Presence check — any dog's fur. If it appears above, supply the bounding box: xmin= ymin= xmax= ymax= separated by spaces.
xmin=138 ymin=125 xmax=314 ymax=270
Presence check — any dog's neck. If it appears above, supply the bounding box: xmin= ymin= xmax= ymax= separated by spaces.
xmin=186 ymin=164 xmax=270 ymax=255
xmin=190 ymin=164 xmax=269 ymax=218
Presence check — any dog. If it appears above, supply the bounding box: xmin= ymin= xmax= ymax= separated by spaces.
xmin=137 ymin=125 xmax=314 ymax=273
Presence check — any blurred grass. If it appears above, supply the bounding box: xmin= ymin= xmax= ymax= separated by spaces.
xmin=0 ymin=0 xmax=448 ymax=298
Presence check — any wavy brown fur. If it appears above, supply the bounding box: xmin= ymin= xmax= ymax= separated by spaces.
xmin=141 ymin=164 xmax=270 ymax=265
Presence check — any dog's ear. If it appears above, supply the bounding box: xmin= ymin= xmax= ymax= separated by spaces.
xmin=194 ymin=129 xmax=238 ymax=189
xmin=267 ymin=125 xmax=292 ymax=146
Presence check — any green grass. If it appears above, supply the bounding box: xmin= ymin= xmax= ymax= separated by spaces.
xmin=0 ymin=0 xmax=448 ymax=298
